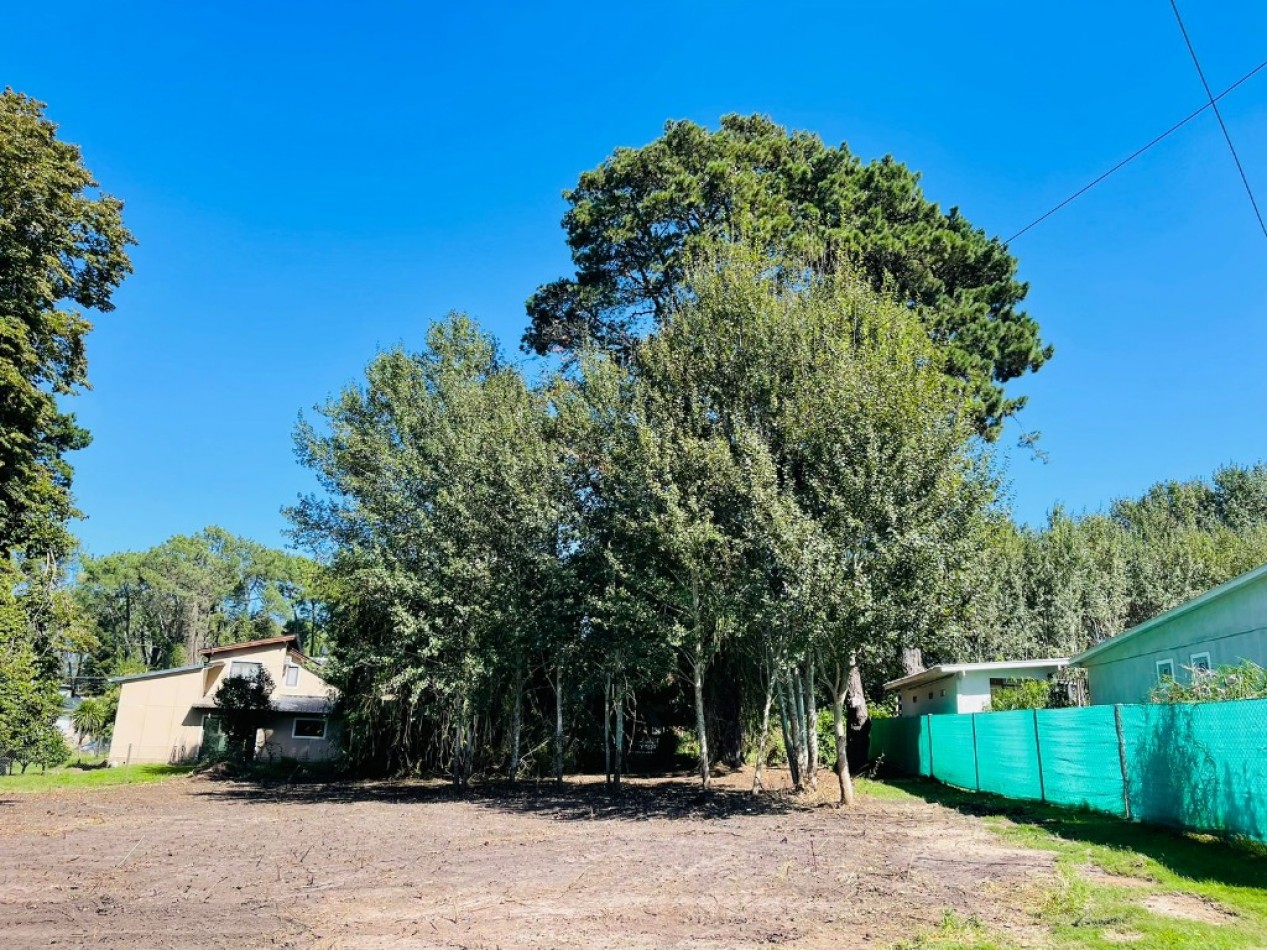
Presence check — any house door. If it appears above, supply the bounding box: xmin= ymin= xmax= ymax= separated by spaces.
xmin=201 ymin=715 xmax=227 ymax=758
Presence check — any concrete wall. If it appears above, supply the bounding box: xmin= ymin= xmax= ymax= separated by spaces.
xmin=899 ymin=675 xmax=958 ymax=717
xmin=1085 ymin=576 xmax=1267 ymax=705
xmin=109 ymin=669 xmax=207 ymax=765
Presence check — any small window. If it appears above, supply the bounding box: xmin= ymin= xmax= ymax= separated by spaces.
xmin=284 ymin=664 xmax=300 ymax=687
xmin=928 ymin=692 xmax=934 ymax=700
xmin=202 ymin=714 xmax=223 ymax=735
xmin=911 ymin=694 xmax=918 ymax=704
xmin=939 ymin=689 xmax=946 ymax=697
xmin=292 ymin=718 xmax=326 ymax=739
xmin=1156 ymin=659 xmax=1176 ymax=682
xmin=1190 ymin=652 xmax=1211 ymax=675
xmin=229 ymin=661 xmax=263 ymax=680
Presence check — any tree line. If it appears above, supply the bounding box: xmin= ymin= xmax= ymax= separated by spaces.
xmin=5 ymin=92 xmax=1265 ymax=790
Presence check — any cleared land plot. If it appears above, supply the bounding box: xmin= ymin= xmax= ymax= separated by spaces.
xmin=0 ymin=770 xmax=1053 ymax=949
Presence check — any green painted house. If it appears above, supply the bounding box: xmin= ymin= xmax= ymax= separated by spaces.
xmin=1071 ymin=563 xmax=1267 ymax=705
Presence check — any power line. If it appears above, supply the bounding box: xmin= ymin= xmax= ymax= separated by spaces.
xmin=1006 ymin=56 xmax=1267 ymax=244
xmin=1168 ymin=0 xmax=1267 ymax=240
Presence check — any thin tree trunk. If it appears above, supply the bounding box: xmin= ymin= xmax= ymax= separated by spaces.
xmin=752 ymin=661 xmax=775 ymax=794
xmin=604 ymin=673 xmax=612 ymax=786
xmin=554 ymin=664 xmax=565 ymax=784
xmin=613 ymin=681 xmax=624 ymax=790
xmin=775 ymin=672 xmax=799 ymax=790
xmin=789 ymin=666 xmax=808 ymax=786
xmin=804 ymin=651 xmax=819 ymax=789
xmin=508 ymin=664 xmax=524 ymax=781
xmin=692 ymin=642 xmax=710 ymax=790
xmin=833 ymin=662 xmax=855 ymax=806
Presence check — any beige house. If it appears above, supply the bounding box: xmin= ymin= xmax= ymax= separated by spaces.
xmin=108 ymin=635 xmax=337 ymax=765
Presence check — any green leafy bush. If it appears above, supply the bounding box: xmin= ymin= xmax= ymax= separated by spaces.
xmin=1150 ymin=660 xmax=1267 ymax=704
xmin=987 ymin=679 xmax=1053 ymax=712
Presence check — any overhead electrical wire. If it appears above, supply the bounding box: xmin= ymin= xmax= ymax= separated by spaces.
xmin=1006 ymin=55 xmax=1267 ymax=244
xmin=1167 ymin=0 xmax=1267 ymax=240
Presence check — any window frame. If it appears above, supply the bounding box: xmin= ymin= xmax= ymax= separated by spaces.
xmin=291 ymin=717 xmax=326 ymax=740
xmin=1189 ymin=652 xmax=1212 ymax=675
xmin=229 ymin=660 xmax=263 ymax=680
xmin=1155 ymin=658 xmax=1176 ymax=682
xmin=202 ymin=713 xmax=223 ymax=735
xmin=283 ymin=663 xmax=300 ymax=688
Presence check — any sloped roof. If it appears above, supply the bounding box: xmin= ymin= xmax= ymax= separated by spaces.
xmin=883 ymin=658 xmax=1068 ymax=692
xmin=199 ymin=635 xmax=298 ymax=657
xmin=109 ymin=664 xmax=204 ymax=685
xmin=1071 ymin=562 xmax=1267 ymax=665
xmin=194 ymin=695 xmax=333 ymax=715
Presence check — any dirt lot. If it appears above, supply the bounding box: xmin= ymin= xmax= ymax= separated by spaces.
xmin=0 ymin=770 xmax=1053 ymax=949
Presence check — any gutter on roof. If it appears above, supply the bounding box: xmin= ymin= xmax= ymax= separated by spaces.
xmin=882 ymin=658 xmax=1069 ymax=692
xmin=109 ymin=664 xmax=204 ymax=684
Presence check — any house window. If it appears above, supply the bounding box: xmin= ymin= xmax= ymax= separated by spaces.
xmin=292 ymin=718 xmax=326 ymax=739
xmin=1190 ymin=652 xmax=1212 ymax=675
xmin=284 ymin=664 xmax=300 ymax=687
xmin=1155 ymin=659 xmax=1176 ymax=682
xmin=928 ymin=692 xmax=934 ymax=700
xmin=202 ymin=714 xmax=223 ymax=735
xmin=911 ymin=694 xmax=918 ymax=704
xmin=229 ymin=661 xmax=263 ymax=680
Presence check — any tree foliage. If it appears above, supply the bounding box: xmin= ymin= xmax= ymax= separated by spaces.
xmin=295 ymin=248 xmax=994 ymax=800
xmin=213 ymin=668 xmax=275 ymax=762
xmin=523 ymin=114 xmax=1050 ymax=438
xmin=0 ymin=89 xmax=135 ymax=558
xmin=74 ymin=527 xmax=325 ymax=675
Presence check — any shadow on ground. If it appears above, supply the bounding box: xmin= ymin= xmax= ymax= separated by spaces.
xmin=884 ymin=775 xmax=1267 ymax=891
xmin=192 ymin=772 xmax=800 ymax=822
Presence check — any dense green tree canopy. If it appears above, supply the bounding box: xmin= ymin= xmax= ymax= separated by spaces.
xmin=75 ymin=527 xmax=324 ymax=674
xmin=523 ymin=114 xmax=1050 ymax=438
xmin=0 ymin=89 xmax=135 ymax=557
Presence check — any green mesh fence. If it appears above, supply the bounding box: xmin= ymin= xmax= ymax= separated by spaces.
xmin=928 ymin=713 xmax=977 ymax=791
xmin=1036 ymin=706 xmax=1127 ymax=816
xmin=870 ymin=697 xmax=1267 ymax=843
xmin=973 ymin=710 xmax=1042 ymax=801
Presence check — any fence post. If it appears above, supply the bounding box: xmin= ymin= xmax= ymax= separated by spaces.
xmin=1032 ymin=708 xmax=1047 ymax=803
xmin=926 ymin=715 xmax=934 ymax=779
xmin=970 ymin=713 xmax=981 ymax=791
xmin=1113 ymin=704 xmax=1132 ymax=820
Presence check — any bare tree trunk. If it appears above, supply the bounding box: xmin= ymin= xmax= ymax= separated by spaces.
xmin=846 ymin=657 xmax=871 ymax=776
xmin=604 ymin=673 xmax=612 ymax=786
xmin=804 ymin=652 xmax=818 ymax=789
xmin=613 ymin=681 xmax=624 ymax=790
xmin=553 ymin=664 xmax=564 ymax=784
xmin=508 ymin=665 xmax=524 ymax=781
xmin=774 ymin=672 xmax=799 ymax=790
xmin=901 ymin=647 xmax=924 ymax=677
xmin=833 ymin=662 xmax=855 ymax=806
xmin=781 ymin=667 xmax=806 ymax=790
xmin=752 ymin=661 xmax=775 ymax=794
xmin=692 ymin=642 xmax=710 ymax=789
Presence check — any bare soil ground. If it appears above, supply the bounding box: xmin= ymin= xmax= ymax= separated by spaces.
xmin=0 ymin=769 xmax=1054 ymax=949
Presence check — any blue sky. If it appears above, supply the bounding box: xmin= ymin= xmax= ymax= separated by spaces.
xmin=8 ymin=1 xmax=1267 ymax=556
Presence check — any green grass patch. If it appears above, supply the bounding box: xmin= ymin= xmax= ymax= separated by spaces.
xmin=0 ymin=763 xmax=194 ymax=793
xmin=866 ymin=777 xmax=1267 ymax=950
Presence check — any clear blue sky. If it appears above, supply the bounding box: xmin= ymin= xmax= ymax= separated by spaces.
xmin=8 ymin=1 xmax=1267 ymax=556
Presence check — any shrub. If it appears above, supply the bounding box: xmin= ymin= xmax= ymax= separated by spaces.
xmin=987 ymin=679 xmax=1053 ymax=712
xmin=1150 ymin=660 xmax=1267 ymax=704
